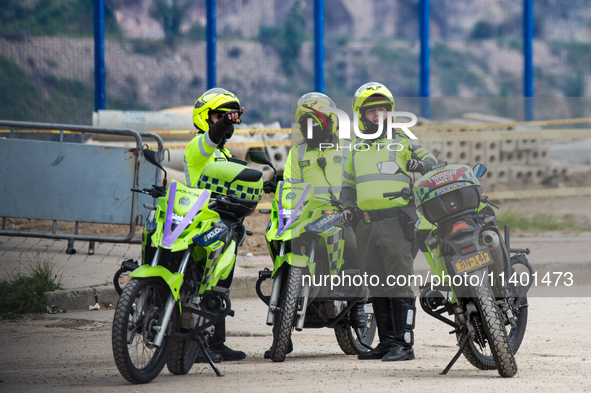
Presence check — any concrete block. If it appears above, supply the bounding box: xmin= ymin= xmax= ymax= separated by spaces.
xmin=484 ymin=141 xmax=501 ymax=166
xmin=46 ymin=287 xmax=96 ymax=312
xmin=527 ymin=148 xmax=550 ymax=166
xmin=455 ymin=140 xmax=471 ymax=164
xmin=500 ymin=150 xmax=528 ymax=166
xmin=533 ymin=167 xmax=548 ymax=181
xmin=509 ymin=165 xmax=536 ymax=183
xmin=470 ymin=141 xmax=486 ymax=165
xmin=547 ymin=163 xmax=569 ymax=177
xmin=441 ymin=141 xmax=458 ymax=163
xmin=494 ymin=167 xmax=510 ymax=184
xmin=500 ymin=139 xmax=517 ymax=153
xmin=517 ymin=139 xmax=540 ymax=150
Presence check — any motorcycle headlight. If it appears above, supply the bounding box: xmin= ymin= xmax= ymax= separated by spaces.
xmin=280 ymin=207 xmax=304 ymax=227
xmin=171 ymin=212 xmax=194 ymax=231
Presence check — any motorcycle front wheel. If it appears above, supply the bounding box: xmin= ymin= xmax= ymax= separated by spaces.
xmin=112 ymin=278 xmax=176 ymax=384
xmin=270 ymin=266 xmax=303 ymax=362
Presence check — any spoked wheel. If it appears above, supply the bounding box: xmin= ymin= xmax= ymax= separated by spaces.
xmin=462 ymin=284 xmax=518 ymax=377
xmin=112 ymin=278 xmax=177 ymax=384
xmin=334 ymin=307 xmax=376 ymax=355
xmin=270 ymin=266 xmax=303 ymax=362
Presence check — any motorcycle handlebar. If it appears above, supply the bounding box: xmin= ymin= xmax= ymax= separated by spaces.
xmin=382 ymin=188 xmax=413 ymax=200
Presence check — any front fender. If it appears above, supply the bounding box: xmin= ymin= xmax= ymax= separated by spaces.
xmin=129 ymin=265 xmax=184 ymax=302
xmin=273 ymin=252 xmax=315 ymax=277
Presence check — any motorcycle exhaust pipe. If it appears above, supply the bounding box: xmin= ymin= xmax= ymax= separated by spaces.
xmin=266 ymin=269 xmax=283 ymax=326
xmin=480 ymin=230 xmax=505 ymax=270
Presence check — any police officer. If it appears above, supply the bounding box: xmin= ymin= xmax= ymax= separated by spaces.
xmin=184 ymin=87 xmax=246 ymax=363
xmin=263 ymin=92 xmax=368 ymax=359
xmin=340 ymin=82 xmax=437 ymax=361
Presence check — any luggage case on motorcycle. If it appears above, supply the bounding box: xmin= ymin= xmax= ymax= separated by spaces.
xmin=197 ymin=161 xmax=264 ymax=218
xmin=413 ymin=164 xmax=481 ymax=224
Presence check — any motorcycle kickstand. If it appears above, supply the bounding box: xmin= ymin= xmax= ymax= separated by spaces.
xmin=196 ymin=337 xmax=223 ymax=377
xmin=440 ymin=329 xmax=470 ymax=375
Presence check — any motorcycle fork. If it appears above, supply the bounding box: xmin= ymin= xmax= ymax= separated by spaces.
xmin=266 ymin=242 xmax=286 ymax=326
xmin=152 ymin=247 xmax=192 ymax=347
xmin=295 ymin=239 xmax=316 ymax=331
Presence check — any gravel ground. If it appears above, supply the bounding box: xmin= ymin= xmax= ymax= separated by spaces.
xmin=0 ymin=293 xmax=589 ymax=393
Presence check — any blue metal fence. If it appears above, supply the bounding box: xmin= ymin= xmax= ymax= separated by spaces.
xmin=88 ymin=0 xmax=539 ymax=117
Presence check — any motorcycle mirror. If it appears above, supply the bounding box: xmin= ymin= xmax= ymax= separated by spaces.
xmin=143 ymin=149 xmax=164 ymax=170
xmin=248 ymin=150 xmax=277 ymax=180
xmin=473 ymin=163 xmax=488 ymax=178
xmin=143 ymin=149 xmax=167 ymax=188
xmin=248 ymin=150 xmax=272 ymax=166
xmin=377 ymin=161 xmax=400 ymax=175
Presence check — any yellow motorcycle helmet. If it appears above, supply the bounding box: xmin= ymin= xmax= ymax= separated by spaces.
xmin=352 ymin=82 xmax=395 ymax=134
xmin=295 ymin=92 xmax=337 ymax=145
xmin=193 ymin=88 xmax=241 ymax=132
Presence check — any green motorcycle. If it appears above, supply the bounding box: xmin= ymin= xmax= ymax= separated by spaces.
xmin=251 ymin=155 xmax=376 ymax=362
xmin=111 ymin=149 xmax=270 ymax=384
xmin=383 ymin=161 xmax=533 ymax=377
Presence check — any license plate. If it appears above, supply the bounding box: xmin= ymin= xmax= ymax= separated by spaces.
xmin=453 ymin=250 xmax=493 ymax=274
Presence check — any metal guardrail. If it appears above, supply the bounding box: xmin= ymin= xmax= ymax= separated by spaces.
xmin=0 ymin=121 xmax=163 ymax=254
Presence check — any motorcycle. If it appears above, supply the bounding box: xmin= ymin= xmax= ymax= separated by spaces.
xmin=250 ymin=154 xmax=376 ymax=362
xmin=382 ymin=161 xmax=533 ymax=377
xmin=111 ymin=149 xmax=269 ymax=384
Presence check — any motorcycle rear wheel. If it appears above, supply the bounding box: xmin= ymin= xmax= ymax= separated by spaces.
xmin=461 ymin=296 xmax=527 ymax=371
xmin=270 ymin=266 xmax=303 ymax=362
xmin=468 ymin=284 xmax=518 ymax=377
xmin=112 ymin=278 xmax=176 ymax=384
xmin=334 ymin=307 xmax=376 ymax=355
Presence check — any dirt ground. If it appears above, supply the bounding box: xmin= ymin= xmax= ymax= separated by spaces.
xmin=0 ymin=293 xmax=589 ymax=393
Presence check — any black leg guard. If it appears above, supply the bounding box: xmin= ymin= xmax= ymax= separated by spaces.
xmin=382 ymin=296 xmax=416 ymax=362
xmin=358 ymin=298 xmax=396 ymax=360
xmin=350 ymin=301 xmax=368 ymax=329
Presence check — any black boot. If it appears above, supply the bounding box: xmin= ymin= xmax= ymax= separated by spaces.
xmin=350 ymin=301 xmax=368 ymax=329
xmin=264 ymin=319 xmax=293 ymax=359
xmin=194 ymin=345 xmax=223 ymax=363
xmin=382 ymin=296 xmax=416 ymax=362
xmin=358 ymin=298 xmax=396 ymax=360
xmin=208 ymin=318 xmax=246 ymax=361
xmin=263 ymin=339 xmax=293 ymax=359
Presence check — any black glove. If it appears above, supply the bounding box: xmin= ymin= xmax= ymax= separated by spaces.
xmin=263 ymin=180 xmax=277 ymax=194
xmin=406 ymin=159 xmax=426 ymax=173
xmin=222 ymin=109 xmax=243 ymax=125
xmin=340 ymin=206 xmax=357 ymax=228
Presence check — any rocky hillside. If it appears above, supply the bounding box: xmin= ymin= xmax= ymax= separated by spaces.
xmin=1 ymin=0 xmax=591 ymax=125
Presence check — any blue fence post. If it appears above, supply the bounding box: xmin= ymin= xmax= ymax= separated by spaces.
xmin=93 ymin=0 xmax=105 ymax=111
xmin=523 ymin=0 xmax=534 ymax=121
xmin=206 ymin=0 xmax=216 ymax=89
xmin=314 ymin=0 xmax=325 ymax=94
xmin=419 ymin=0 xmax=430 ymax=119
